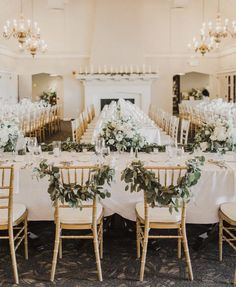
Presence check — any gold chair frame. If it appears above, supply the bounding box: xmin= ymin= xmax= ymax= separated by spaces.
xmin=50 ymin=165 xmax=104 ymax=282
xmin=219 ymin=206 xmax=236 ymax=285
xmin=136 ymin=166 xmax=193 ymax=281
xmin=0 ymin=166 xmax=28 ymax=284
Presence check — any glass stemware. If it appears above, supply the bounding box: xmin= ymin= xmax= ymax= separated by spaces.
xmin=27 ymin=137 xmax=38 ymax=155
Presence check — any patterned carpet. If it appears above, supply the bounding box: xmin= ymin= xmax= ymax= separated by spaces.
xmin=0 ymin=219 xmax=235 ymax=287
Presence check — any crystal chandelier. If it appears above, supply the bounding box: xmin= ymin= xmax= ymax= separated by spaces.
xmin=188 ymin=25 xmax=214 ymax=56
xmin=207 ymin=0 xmax=236 ymax=46
xmin=25 ymin=35 xmax=47 ymax=57
xmin=188 ymin=1 xmax=215 ymax=56
xmin=2 ymin=0 xmax=47 ymax=57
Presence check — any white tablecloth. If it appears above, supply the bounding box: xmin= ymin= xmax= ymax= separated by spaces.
xmin=6 ymin=151 xmax=236 ymax=224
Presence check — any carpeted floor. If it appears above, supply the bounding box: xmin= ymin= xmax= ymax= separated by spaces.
xmin=45 ymin=121 xmax=72 ymax=143
xmin=0 ymin=220 xmax=235 ymax=287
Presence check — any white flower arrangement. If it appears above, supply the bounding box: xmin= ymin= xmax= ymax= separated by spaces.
xmin=194 ymin=117 xmax=234 ymax=152
xmin=0 ymin=120 xmax=21 ymax=152
xmin=99 ymin=117 xmax=146 ymax=151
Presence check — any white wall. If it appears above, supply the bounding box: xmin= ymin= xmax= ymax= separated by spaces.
xmin=180 ymin=72 xmax=210 ymax=93
xmin=63 ymin=75 xmax=83 ymax=120
xmin=18 ymin=74 xmax=32 ymax=100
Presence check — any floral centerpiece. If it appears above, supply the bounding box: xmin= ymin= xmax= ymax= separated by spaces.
xmin=98 ymin=117 xmax=146 ymax=151
xmin=194 ymin=117 xmax=234 ymax=152
xmin=0 ymin=120 xmax=21 ymax=152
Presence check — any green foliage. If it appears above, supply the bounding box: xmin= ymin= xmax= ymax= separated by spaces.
xmin=40 ymin=138 xmax=165 ymax=154
xmin=121 ymin=156 xmax=205 ymax=212
xmin=34 ymin=160 xmax=115 ymax=208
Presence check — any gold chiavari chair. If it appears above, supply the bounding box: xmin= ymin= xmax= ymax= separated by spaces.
xmin=169 ymin=116 xmax=179 ymax=142
xmin=179 ymin=119 xmax=190 ymax=145
xmin=219 ymin=202 xmax=236 ymax=285
xmin=50 ymin=165 xmax=104 ymax=282
xmin=0 ymin=166 xmax=28 ymax=284
xmin=71 ymin=119 xmax=77 ymax=142
xmin=136 ymin=166 xmax=193 ymax=282
xmin=91 ymin=104 xmax=95 ymax=119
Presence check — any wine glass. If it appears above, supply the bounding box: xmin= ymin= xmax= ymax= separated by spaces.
xmin=27 ymin=137 xmax=38 ymax=155
xmin=95 ymin=138 xmax=103 ymax=155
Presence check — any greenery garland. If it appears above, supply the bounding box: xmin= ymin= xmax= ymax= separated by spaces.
xmin=40 ymin=138 xmax=166 ymax=154
xmin=34 ymin=160 xmax=115 ymax=208
xmin=121 ymin=156 xmax=205 ymax=213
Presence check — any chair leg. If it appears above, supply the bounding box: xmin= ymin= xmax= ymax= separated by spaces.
xmin=140 ymin=225 xmax=149 ymax=281
xmin=234 ymin=267 xmax=236 ymax=285
xmin=24 ymin=216 xmax=28 ymax=260
xmin=9 ymin=226 xmax=19 ymax=284
xmin=178 ymin=228 xmax=181 ymax=259
xmin=50 ymin=225 xmax=60 ymax=281
xmin=93 ymin=227 xmax=103 ymax=281
xmin=182 ymin=225 xmax=193 ymax=281
xmin=59 ymin=238 xmax=62 ymax=259
xmin=219 ymin=217 xmax=223 ymax=261
xmin=136 ymin=219 xmax=141 ymax=259
xmin=99 ymin=220 xmax=103 ymax=259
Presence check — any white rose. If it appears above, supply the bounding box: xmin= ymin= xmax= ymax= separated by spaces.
xmin=200 ymin=142 xmax=208 ymax=151
xmin=108 ymin=139 xmax=115 ymax=145
xmin=116 ymin=134 xmax=123 ymax=142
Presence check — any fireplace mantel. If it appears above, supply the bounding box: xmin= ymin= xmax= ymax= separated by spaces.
xmin=80 ymin=76 xmax=158 ymax=115
xmin=74 ymin=73 xmax=159 ymax=82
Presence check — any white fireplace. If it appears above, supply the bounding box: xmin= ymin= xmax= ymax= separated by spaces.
xmin=81 ymin=78 xmax=158 ymax=115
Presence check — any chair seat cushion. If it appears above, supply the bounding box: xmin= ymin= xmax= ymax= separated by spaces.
xmin=136 ymin=202 xmax=181 ymax=223
xmin=0 ymin=203 xmax=26 ymax=225
xmin=59 ymin=203 xmax=103 ymax=224
xmin=220 ymin=202 xmax=236 ymax=221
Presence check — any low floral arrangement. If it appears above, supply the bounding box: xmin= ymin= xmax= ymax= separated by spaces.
xmin=190 ymin=88 xmax=203 ymax=100
xmin=0 ymin=120 xmax=21 ymax=152
xmin=98 ymin=118 xmax=146 ymax=151
xmin=34 ymin=160 xmax=115 ymax=208
xmin=41 ymin=139 xmax=165 ymax=154
xmin=41 ymin=138 xmax=95 ymax=153
xmin=121 ymin=157 xmax=205 ymax=213
xmin=193 ymin=118 xmax=234 ymax=153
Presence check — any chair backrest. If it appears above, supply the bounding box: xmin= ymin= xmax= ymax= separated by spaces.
xmin=0 ymin=166 xmax=14 ymax=226
xmin=144 ymin=165 xmax=188 ymax=224
xmin=180 ymin=119 xmax=190 ymax=145
xmin=71 ymin=120 xmax=77 ymax=142
xmin=169 ymin=116 xmax=179 ymax=141
xmin=56 ymin=166 xmax=98 ymax=226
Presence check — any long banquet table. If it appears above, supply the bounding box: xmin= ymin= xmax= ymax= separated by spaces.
xmin=6 ymin=151 xmax=236 ymax=224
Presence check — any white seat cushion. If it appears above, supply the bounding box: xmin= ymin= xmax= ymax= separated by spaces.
xmin=220 ymin=202 xmax=236 ymax=221
xmin=59 ymin=203 xmax=103 ymax=224
xmin=0 ymin=203 xmax=26 ymax=225
xmin=136 ymin=202 xmax=181 ymax=223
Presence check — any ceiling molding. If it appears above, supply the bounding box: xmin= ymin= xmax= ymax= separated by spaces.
xmin=17 ymin=53 xmax=90 ymax=59
xmin=144 ymin=53 xmax=219 ymax=59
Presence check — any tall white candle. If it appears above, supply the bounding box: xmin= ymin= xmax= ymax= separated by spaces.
xmin=90 ymin=64 xmax=94 ymax=74
xmin=110 ymin=65 xmax=113 ymax=73
xmin=98 ymin=65 xmax=101 ymax=74
xmin=142 ymin=64 xmax=146 ymax=74
xmin=104 ymin=65 xmax=107 ymax=73
xmin=130 ymin=64 xmax=133 ymax=74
